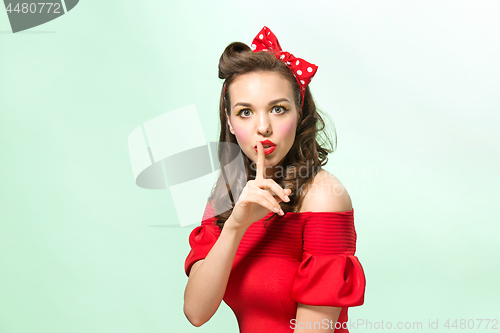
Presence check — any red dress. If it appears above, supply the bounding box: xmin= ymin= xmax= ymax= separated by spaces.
xmin=185 ymin=202 xmax=366 ymax=333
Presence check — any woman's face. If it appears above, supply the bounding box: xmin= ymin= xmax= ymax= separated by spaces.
xmin=226 ymin=71 xmax=300 ymax=179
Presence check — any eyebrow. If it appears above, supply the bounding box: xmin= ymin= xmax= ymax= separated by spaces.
xmin=233 ymin=98 xmax=291 ymax=109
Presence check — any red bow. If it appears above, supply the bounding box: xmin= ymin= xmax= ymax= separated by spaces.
xmin=251 ymin=26 xmax=318 ymax=108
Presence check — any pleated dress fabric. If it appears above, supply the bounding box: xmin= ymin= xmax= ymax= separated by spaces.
xmin=185 ymin=202 xmax=366 ymax=333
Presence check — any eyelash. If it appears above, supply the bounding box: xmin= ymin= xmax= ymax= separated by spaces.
xmin=236 ymin=105 xmax=289 ymax=118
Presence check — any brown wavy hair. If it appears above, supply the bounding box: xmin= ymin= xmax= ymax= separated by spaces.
xmin=208 ymin=41 xmax=337 ymax=230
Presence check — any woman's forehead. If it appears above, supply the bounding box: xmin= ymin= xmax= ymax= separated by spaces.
xmin=229 ymin=71 xmax=294 ymax=104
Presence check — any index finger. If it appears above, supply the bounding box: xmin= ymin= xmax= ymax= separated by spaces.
xmin=255 ymin=141 xmax=266 ymax=180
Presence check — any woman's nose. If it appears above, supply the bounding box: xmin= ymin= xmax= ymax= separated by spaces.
xmin=257 ymin=112 xmax=272 ymax=135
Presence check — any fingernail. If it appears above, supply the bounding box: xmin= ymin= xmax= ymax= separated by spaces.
xmin=284 ymin=195 xmax=290 ymax=202
xmin=279 ymin=209 xmax=284 ymax=215
xmin=274 ymin=207 xmax=280 ymax=213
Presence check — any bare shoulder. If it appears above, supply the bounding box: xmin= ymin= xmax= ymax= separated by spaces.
xmin=299 ymin=169 xmax=353 ymax=213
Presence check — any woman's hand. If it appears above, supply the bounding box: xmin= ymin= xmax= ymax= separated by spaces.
xmin=226 ymin=141 xmax=292 ymax=231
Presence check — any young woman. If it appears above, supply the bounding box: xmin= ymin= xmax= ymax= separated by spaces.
xmin=183 ymin=26 xmax=366 ymax=333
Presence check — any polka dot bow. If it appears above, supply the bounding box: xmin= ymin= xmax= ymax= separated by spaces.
xmin=251 ymin=26 xmax=318 ymax=108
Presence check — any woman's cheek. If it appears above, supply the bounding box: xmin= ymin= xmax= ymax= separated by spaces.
xmin=233 ymin=126 xmax=250 ymax=145
xmin=277 ymin=119 xmax=296 ymax=140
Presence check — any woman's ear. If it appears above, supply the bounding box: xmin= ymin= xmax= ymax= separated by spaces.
xmin=226 ymin=109 xmax=235 ymax=135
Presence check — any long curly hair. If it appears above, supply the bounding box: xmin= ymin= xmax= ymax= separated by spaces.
xmin=208 ymin=41 xmax=337 ymax=231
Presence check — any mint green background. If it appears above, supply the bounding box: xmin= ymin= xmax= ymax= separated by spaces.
xmin=1 ymin=1 xmax=499 ymax=332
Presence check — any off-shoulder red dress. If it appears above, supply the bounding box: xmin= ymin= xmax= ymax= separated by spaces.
xmin=185 ymin=202 xmax=366 ymax=333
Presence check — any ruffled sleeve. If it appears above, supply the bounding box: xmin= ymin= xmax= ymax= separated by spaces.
xmin=291 ymin=209 xmax=366 ymax=307
xmin=184 ymin=201 xmax=221 ymax=277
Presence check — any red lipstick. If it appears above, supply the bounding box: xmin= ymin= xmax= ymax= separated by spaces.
xmin=254 ymin=140 xmax=277 ymax=155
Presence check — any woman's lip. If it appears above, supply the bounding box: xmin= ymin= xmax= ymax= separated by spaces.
xmin=254 ymin=140 xmax=276 ymax=149
xmin=253 ymin=145 xmax=277 ymax=155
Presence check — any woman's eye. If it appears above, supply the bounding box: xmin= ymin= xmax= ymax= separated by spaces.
xmin=237 ymin=106 xmax=287 ymax=118
xmin=272 ymin=105 xmax=288 ymax=114
xmin=238 ymin=109 xmax=252 ymax=117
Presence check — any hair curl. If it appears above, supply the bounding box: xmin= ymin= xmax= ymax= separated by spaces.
xmin=208 ymin=41 xmax=337 ymax=230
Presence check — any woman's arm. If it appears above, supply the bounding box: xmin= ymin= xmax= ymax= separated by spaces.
xmin=184 ymin=142 xmax=291 ymax=326
xmin=292 ymin=172 xmax=350 ymax=332
xmin=293 ymin=304 xmax=341 ymax=333
xmin=183 ymin=216 xmax=247 ymax=327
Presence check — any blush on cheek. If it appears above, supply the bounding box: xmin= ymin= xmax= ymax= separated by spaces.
xmin=277 ymin=119 xmax=296 ymax=138
xmin=233 ymin=126 xmax=250 ymax=144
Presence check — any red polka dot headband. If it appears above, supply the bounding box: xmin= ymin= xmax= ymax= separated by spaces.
xmin=223 ymin=26 xmax=318 ymax=110
xmin=252 ymin=26 xmax=318 ymax=109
